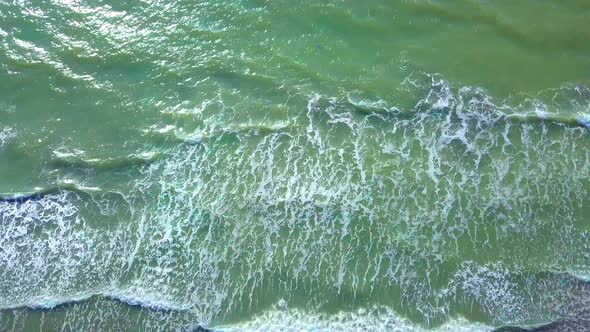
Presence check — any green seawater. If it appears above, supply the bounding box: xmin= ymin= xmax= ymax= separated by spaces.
xmin=1 ymin=1 xmax=589 ymax=331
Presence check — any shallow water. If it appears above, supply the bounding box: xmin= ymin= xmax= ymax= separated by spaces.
xmin=1 ymin=1 xmax=589 ymax=331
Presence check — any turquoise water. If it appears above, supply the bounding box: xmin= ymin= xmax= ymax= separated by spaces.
xmin=1 ymin=1 xmax=589 ymax=331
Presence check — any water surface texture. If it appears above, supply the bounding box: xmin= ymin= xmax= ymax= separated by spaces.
xmin=1 ymin=1 xmax=590 ymax=331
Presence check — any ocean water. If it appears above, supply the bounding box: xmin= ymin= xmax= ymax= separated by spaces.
xmin=1 ymin=1 xmax=589 ymax=331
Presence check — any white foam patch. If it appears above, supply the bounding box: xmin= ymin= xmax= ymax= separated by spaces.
xmin=118 ymin=79 xmax=587 ymax=327
xmin=447 ymin=262 xmax=525 ymax=324
xmin=0 ymin=191 xmax=82 ymax=307
xmin=0 ymin=191 xmax=136 ymax=314
xmin=347 ymin=91 xmax=395 ymax=114
xmin=577 ymin=112 xmax=590 ymax=128
xmin=0 ymin=127 xmax=15 ymax=148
